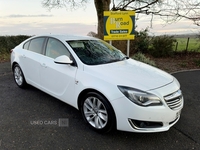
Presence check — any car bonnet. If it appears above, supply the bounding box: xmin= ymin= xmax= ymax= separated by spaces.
xmin=84 ymin=59 xmax=174 ymax=91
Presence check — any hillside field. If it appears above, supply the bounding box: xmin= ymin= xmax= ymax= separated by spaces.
xmin=174 ymin=37 xmax=200 ymax=52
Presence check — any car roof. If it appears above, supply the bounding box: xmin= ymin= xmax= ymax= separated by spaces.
xmin=33 ymin=34 xmax=98 ymax=41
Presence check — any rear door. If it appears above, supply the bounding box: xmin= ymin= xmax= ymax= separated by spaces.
xmin=21 ymin=37 xmax=46 ymax=86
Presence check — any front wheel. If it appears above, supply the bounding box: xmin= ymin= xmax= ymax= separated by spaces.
xmin=80 ymin=92 xmax=116 ymax=133
xmin=13 ymin=64 xmax=27 ymax=88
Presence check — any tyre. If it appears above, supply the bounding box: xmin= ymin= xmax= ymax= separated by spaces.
xmin=80 ymin=92 xmax=116 ymax=133
xmin=13 ymin=64 xmax=27 ymax=88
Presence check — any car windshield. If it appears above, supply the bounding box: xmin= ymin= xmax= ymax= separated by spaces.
xmin=67 ymin=40 xmax=126 ymax=65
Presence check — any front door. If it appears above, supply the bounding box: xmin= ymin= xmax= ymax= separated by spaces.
xmin=39 ymin=38 xmax=77 ymax=102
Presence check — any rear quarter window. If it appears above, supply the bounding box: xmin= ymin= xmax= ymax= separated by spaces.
xmin=28 ymin=37 xmax=45 ymax=54
xmin=23 ymin=41 xmax=30 ymax=50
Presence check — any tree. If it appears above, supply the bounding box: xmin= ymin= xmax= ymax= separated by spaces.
xmin=42 ymin=0 xmax=88 ymax=10
xmin=42 ymin=0 xmax=200 ymax=39
xmin=42 ymin=0 xmax=111 ymax=39
xmin=94 ymin=0 xmax=111 ymax=39
xmin=113 ymin=0 xmax=200 ymax=26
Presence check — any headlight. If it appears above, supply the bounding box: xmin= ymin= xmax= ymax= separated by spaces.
xmin=118 ymin=86 xmax=162 ymax=106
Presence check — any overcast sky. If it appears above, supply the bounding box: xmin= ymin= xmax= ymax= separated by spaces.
xmin=0 ymin=0 xmax=199 ymax=36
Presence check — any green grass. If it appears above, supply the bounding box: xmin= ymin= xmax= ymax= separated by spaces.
xmin=174 ymin=37 xmax=200 ymax=52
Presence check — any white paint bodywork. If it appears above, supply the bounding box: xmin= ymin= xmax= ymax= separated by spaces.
xmin=11 ymin=35 xmax=183 ymax=133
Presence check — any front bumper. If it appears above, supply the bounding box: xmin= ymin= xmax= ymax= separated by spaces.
xmin=112 ymin=95 xmax=183 ymax=133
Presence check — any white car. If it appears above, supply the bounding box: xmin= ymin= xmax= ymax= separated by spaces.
xmin=11 ymin=34 xmax=183 ymax=133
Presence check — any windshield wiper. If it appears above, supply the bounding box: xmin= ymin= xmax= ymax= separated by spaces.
xmin=107 ymin=57 xmax=129 ymax=64
xmin=106 ymin=59 xmax=121 ymax=63
xmin=121 ymin=56 xmax=129 ymax=61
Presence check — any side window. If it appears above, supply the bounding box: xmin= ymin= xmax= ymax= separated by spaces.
xmin=23 ymin=41 xmax=30 ymax=50
xmin=29 ymin=37 xmax=45 ymax=54
xmin=45 ymin=38 xmax=70 ymax=59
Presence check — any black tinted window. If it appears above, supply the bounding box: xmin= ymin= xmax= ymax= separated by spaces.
xmin=29 ymin=37 xmax=45 ymax=54
xmin=68 ymin=40 xmax=125 ymax=65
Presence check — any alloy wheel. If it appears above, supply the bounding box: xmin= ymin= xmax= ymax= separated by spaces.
xmin=14 ymin=66 xmax=23 ymax=86
xmin=83 ymin=96 xmax=108 ymax=129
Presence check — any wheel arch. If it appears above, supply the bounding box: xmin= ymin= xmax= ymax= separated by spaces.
xmin=77 ymin=88 xmax=117 ymax=131
xmin=78 ymin=89 xmax=116 ymax=115
xmin=11 ymin=62 xmax=19 ymax=71
xmin=12 ymin=62 xmax=27 ymax=88
xmin=78 ymin=89 xmax=103 ymax=109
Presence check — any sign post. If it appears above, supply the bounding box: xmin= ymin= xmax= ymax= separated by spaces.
xmin=127 ymin=40 xmax=130 ymax=57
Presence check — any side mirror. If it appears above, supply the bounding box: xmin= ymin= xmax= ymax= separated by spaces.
xmin=54 ymin=55 xmax=73 ymax=64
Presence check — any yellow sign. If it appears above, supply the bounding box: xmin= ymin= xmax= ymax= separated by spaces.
xmin=104 ymin=11 xmax=135 ymax=40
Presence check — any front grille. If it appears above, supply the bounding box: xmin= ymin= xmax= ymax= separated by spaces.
xmin=164 ymin=90 xmax=183 ymax=110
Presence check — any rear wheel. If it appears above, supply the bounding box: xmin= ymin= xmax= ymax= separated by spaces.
xmin=80 ymin=92 xmax=116 ymax=133
xmin=13 ymin=64 xmax=27 ymax=88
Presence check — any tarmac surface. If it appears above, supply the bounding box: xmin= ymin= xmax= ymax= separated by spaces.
xmin=0 ymin=61 xmax=200 ymax=150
